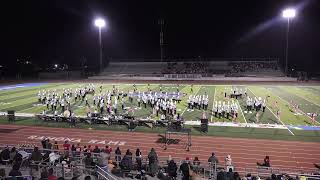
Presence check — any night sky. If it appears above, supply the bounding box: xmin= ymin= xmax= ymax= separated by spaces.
xmin=1 ymin=0 xmax=319 ymax=71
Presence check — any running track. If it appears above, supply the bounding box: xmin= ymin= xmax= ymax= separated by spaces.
xmin=0 ymin=124 xmax=319 ymax=173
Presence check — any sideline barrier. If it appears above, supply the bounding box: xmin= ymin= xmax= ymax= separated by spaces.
xmin=96 ymin=165 xmax=118 ymax=180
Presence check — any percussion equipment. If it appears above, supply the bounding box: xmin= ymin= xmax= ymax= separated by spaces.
xmin=63 ymin=110 xmax=71 ymax=118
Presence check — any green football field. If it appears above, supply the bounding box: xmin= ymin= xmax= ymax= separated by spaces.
xmin=0 ymin=83 xmax=319 ymax=126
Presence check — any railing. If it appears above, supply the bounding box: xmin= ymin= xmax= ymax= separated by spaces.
xmin=244 ymin=166 xmax=320 ymax=179
xmin=0 ymin=175 xmax=32 ymax=180
xmin=1 ymin=144 xmax=319 ymax=180
xmin=164 ymin=74 xmax=202 ymax=79
xmin=96 ymin=165 xmax=118 ymax=180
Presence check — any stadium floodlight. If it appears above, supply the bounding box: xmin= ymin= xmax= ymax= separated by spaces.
xmin=282 ymin=8 xmax=296 ymax=77
xmin=54 ymin=64 xmax=58 ymax=68
xmin=282 ymin=9 xmax=296 ymax=18
xmin=94 ymin=17 xmax=106 ymax=72
xmin=94 ymin=18 xmax=106 ymax=28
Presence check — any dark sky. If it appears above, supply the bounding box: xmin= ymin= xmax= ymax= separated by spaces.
xmin=1 ymin=0 xmax=319 ymax=70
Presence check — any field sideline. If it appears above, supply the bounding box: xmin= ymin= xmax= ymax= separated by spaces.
xmin=0 ymin=82 xmax=319 ymax=126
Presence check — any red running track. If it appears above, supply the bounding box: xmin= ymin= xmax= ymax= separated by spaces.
xmin=0 ymin=124 xmax=319 ymax=173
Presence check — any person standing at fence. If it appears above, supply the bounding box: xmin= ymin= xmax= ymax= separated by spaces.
xmin=167 ymin=159 xmax=178 ymax=179
xmin=115 ymin=147 xmax=121 ymax=163
xmin=148 ymin=148 xmax=158 ymax=177
xmin=208 ymin=152 xmax=219 ymax=169
xmin=135 ymin=148 xmax=142 ymax=171
xmin=179 ymin=158 xmax=191 ymax=180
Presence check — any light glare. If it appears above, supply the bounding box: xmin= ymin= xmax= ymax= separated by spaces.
xmin=94 ymin=18 xmax=106 ymax=28
xmin=282 ymin=9 xmax=296 ymax=18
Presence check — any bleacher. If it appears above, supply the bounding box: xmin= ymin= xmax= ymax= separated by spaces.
xmin=99 ymin=62 xmax=164 ymax=77
xmin=228 ymin=61 xmax=284 ymax=77
xmin=90 ymin=59 xmax=286 ymax=81
xmin=1 ymin=144 xmax=319 ymax=180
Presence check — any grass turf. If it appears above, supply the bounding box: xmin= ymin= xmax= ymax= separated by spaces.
xmin=0 ymin=83 xmax=320 ymax=142
xmin=1 ymin=116 xmax=320 ymax=142
xmin=1 ymin=83 xmax=319 ymax=125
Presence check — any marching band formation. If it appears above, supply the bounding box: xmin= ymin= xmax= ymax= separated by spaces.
xmin=36 ymin=84 xmax=318 ymax=124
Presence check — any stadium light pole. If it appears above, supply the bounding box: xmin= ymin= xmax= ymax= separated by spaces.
xmin=282 ymin=8 xmax=296 ymax=76
xmin=94 ymin=18 xmax=106 ymax=72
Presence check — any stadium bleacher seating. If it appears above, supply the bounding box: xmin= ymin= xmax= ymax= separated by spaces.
xmin=91 ymin=60 xmax=285 ymax=81
xmin=1 ymin=144 xmax=319 ymax=180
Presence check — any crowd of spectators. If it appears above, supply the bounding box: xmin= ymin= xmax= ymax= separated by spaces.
xmin=230 ymin=61 xmax=279 ymax=73
xmin=1 ymin=142 xmax=319 ymax=180
xmin=0 ymin=141 xmax=234 ymax=179
xmin=161 ymin=62 xmax=209 ymax=74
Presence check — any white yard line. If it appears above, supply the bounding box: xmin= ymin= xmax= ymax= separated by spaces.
xmin=210 ymin=87 xmax=216 ymax=122
xmin=291 ymin=92 xmax=320 ymax=107
xmin=248 ymin=88 xmax=295 ymax=136
xmin=181 ymin=86 xmax=201 ymax=116
xmin=270 ymin=90 xmax=320 ymax=126
xmin=236 ymin=100 xmax=247 ymax=124
xmin=19 ymin=105 xmax=44 ymax=113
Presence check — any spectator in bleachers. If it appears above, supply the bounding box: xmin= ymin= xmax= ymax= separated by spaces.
xmin=71 ymin=144 xmax=76 ymax=158
xmin=8 ymin=164 xmax=22 ymax=178
xmin=257 ymin=156 xmax=270 ymax=167
xmin=47 ymin=139 xmax=52 ymax=150
xmin=87 ymin=145 xmax=92 ymax=152
xmin=108 ymin=160 xmax=115 ymax=173
xmin=102 ymin=147 xmax=111 ymax=161
xmin=40 ymin=169 xmax=49 ymax=180
xmin=234 ymin=172 xmax=241 ymax=180
xmin=217 ymin=171 xmax=225 ymax=180
xmin=192 ymin=156 xmax=201 ymax=174
xmin=98 ymin=150 xmax=109 ymax=172
xmin=83 ymin=145 xmax=88 ymax=155
xmin=0 ymin=168 xmax=5 ymax=178
xmin=105 ymin=145 xmax=112 ymax=154
xmin=0 ymin=146 xmax=10 ymax=164
xmin=83 ymin=153 xmax=94 ymax=169
xmin=41 ymin=138 xmax=47 ymax=149
xmin=135 ymin=148 xmax=142 ymax=171
xmin=115 ymin=147 xmax=122 ymax=162
xmin=63 ymin=140 xmax=70 ymax=151
xmin=75 ymin=143 xmax=81 ymax=157
xmin=9 ymin=147 xmax=17 ymax=164
xmin=226 ymin=167 xmax=234 ymax=180
xmin=43 ymin=151 xmax=50 ymax=163
xmin=120 ymin=151 xmax=133 ymax=171
xmin=48 ymin=168 xmax=58 ymax=180
xmin=126 ymin=149 xmax=132 ymax=157
xmin=53 ymin=141 xmax=59 ymax=152
xmin=12 ymin=152 xmax=23 ymax=169
xmin=225 ymin=154 xmax=232 ymax=167
xmin=208 ymin=152 xmax=219 ymax=166
xmin=93 ymin=145 xmax=101 ymax=153
xmin=167 ymin=159 xmax=178 ymax=178
xmin=148 ymin=148 xmax=159 ymax=176
xmin=31 ymin=147 xmax=42 ymax=162
xmin=246 ymin=173 xmax=252 ymax=180
xmin=61 ymin=153 xmax=71 ymax=167
xmin=179 ymin=158 xmax=191 ymax=180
